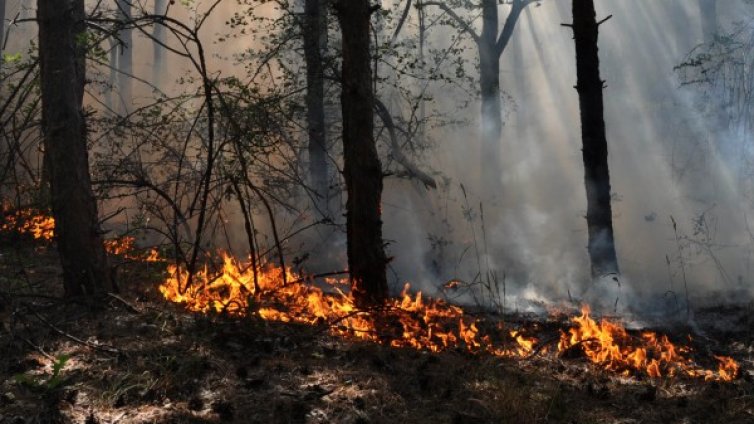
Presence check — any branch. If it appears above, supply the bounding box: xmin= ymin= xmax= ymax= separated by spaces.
xmin=495 ymin=0 xmax=536 ymax=56
xmin=374 ymin=98 xmax=437 ymax=189
xmin=421 ymin=1 xmax=482 ymax=45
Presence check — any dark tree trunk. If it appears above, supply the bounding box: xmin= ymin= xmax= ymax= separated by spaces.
xmin=570 ymin=0 xmax=619 ymax=278
xmin=698 ymin=0 xmax=717 ymax=44
xmin=479 ymin=0 xmax=502 ymax=192
xmin=153 ymin=0 xmax=167 ymax=86
xmin=116 ymin=0 xmax=133 ymax=114
xmin=0 ymin=0 xmax=6 ymax=60
xmin=38 ymin=0 xmax=114 ymax=296
xmin=334 ymin=0 xmax=388 ymax=307
xmin=303 ymin=0 xmax=329 ymax=206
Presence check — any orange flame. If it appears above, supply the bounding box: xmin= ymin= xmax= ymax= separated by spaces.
xmin=557 ymin=306 xmax=739 ymax=381
xmin=2 ymin=208 xmax=163 ymax=262
xmin=158 ymin=252 xmax=537 ymax=358
xmin=1 ymin=208 xmax=55 ymax=240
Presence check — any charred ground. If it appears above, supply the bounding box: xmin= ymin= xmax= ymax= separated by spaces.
xmin=1 ymin=239 xmax=753 ymax=424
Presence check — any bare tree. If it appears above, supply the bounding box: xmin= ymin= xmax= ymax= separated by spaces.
xmin=566 ymin=0 xmax=619 ymax=278
xmin=38 ymin=0 xmax=114 ymax=296
xmin=0 ymin=0 xmax=6 ymax=62
xmin=699 ymin=0 xmax=718 ymax=44
xmin=334 ymin=0 xmax=388 ymax=306
xmin=422 ymin=0 xmax=535 ymax=192
xmin=153 ymin=0 xmax=167 ymax=85
xmin=116 ymin=0 xmax=133 ymax=114
xmin=302 ymin=0 xmax=330 ymax=208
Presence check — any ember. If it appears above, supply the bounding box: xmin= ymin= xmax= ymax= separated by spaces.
xmin=158 ymin=252 xmax=740 ymax=381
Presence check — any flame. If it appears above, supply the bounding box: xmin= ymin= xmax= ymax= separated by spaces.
xmin=557 ymin=306 xmax=739 ymax=381
xmin=1 ymin=208 xmax=163 ymax=262
xmin=1 ymin=208 xmax=55 ymax=240
xmin=158 ymin=252 xmax=536 ymax=358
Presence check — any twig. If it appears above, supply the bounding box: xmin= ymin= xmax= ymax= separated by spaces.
xmin=107 ymin=292 xmax=141 ymax=314
xmin=28 ymin=309 xmax=119 ymax=355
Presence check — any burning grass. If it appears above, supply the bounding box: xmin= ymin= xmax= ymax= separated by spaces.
xmin=1 ymin=207 xmax=55 ymax=241
xmin=158 ymin=252 xmax=741 ymax=382
xmin=0 ymin=210 xmax=741 ymax=382
xmin=1 ymin=208 xmax=162 ymax=261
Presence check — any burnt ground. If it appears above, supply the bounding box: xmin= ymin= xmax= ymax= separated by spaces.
xmin=1 ymin=241 xmax=754 ymax=424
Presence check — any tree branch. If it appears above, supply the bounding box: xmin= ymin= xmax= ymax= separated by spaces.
xmin=421 ymin=1 xmax=482 ymax=45
xmin=495 ymin=0 xmax=536 ymax=56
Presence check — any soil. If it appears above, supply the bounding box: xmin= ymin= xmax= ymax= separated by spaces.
xmin=1 ymin=241 xmax=753 ymax=424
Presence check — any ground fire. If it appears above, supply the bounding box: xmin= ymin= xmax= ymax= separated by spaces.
xmin=1 ymin=208 xmax=161 ymax=261
xmin=1 ymin=207 xmax=55 ymax=241
xmin=0 ymin=209 xmax=740 ymax=382
xmin=157 ymin=251 xmax=740 ymax=382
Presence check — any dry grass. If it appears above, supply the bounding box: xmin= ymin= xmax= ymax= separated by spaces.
xmin=1 ymin=242 xmax=754 ymax=423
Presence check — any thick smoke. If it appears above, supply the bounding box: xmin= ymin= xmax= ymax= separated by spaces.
xmin=7 ymin=0 xmax=752 ymax=317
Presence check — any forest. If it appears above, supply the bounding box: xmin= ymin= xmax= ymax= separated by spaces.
xmin=0 ymin=0 xmax=753 ymax=422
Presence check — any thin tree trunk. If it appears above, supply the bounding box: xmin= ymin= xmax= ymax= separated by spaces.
xmin=303 ymin=0 xmax=329 ymax=207
xmin=153 ymin=0 xmax=167 ymax=86
xmin=0 ymin=0 xmax=6 ymax=60
xmin=479 ymin=0 xmax=502 ymax=193
xmin=38 ymin=0 xmax=114 ymax=297
xmin=116 ymin=0 xmax=133 ymax=114
xmin=698 ymin=0 xmax=717 ymax=44
xmin=334 ymin=0 xmax=388 ymax=307
xmin=570 ymin=0 xmax=620 ymax=278
xmin=106 ymin=39 xmax=117 ymax=111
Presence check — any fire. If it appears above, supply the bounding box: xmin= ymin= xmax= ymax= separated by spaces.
xmin=1 ymin=208 xmax=55 ymax=240
xmin=158 ymin=253 xmax=741 ymax=381
xmin=104 ymin=236 xmax=164 ymax=262
xmin=557 ymin=305 xmax=739 ymax=381
xmin=158 ymin=252 xmax=537 ymax=358
xmin=1 ymin=208 xmax=163 ymax=261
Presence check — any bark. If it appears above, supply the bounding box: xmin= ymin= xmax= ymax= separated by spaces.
xmin=698 ymin=0 xmax=717 ymax=44
xmin=334 ymin=0 xmax=388 ymax=307
xmin=303 ymin=0 xmax=329 ymax=206
xmin=0 ymin=0 xmax=6 ymax=58
xmin=479 ymin=0 xmax=502 ymax=191
xmin=106 ymin=39 xmax=117 ymax=111
xmin=38 ymin=0 xmax=114 ymax=296
xmin=153 ymin=0 xmax=167 ymax=86
xmin=423 ymin=0 xmax=530 ymax=193
xmin=116 ymin=0 xmax=133 ymax=114
xmin=570 ymin=0 xmax=620 ymax=278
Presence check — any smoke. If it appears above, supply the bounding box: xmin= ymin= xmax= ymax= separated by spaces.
xmin=7 ymin=0 xmax=753 ymax=316
xmin=378 ymin=0 xmax=754 ymax=314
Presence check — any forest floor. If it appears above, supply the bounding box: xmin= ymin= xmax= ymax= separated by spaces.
xmin=1 ymin=241 xmax=754 ymax=424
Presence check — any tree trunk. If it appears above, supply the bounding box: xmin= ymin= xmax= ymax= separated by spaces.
xmin=571 ymin=0 xmax=619 ymax=278
xmin=153 ymin=0 xmax=167 ymax=86
xmin=116 ymin=0 xmax=133 ymax=114
xmin=698 ymin=0 xmax=717 ymax=44
xmin=38 ymin=0 xmax=114 ymax=297
xmin=303 ymin=0 xmax=329 ymax=207
xmin=479 ymin=0 xmax=502 ymax=193
xmin=0 ymin=0 xmax=6 ymax=60
xmin=334 ymin=0 xmax=388 ymax=307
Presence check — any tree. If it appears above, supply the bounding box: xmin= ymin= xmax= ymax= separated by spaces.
xmin=116 ymin=0 xmax=133 ymax=114
xmin=38 ymin=0 xmax=114 ymax=296
xmin=334 ymin=0 xmax=389 ymax=307
xmin=423 ymin=0 xmax=535 ymax=192
xmin=153 ymin=0 xmax=167 ymax=85
xmin=567 ymin=0 xmax=619 ymax=278
xmin=699 ymin=0 xmax=718 ymax=44
xmin=302 ymin=0 xmax=330 ymax=208
xmin=0 ymin=0 xmax=6 ymax=64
